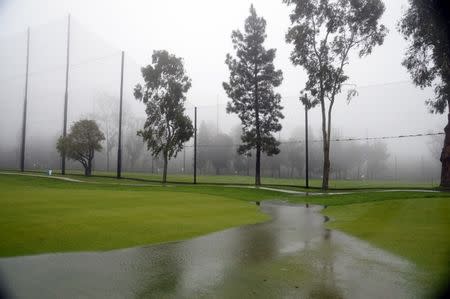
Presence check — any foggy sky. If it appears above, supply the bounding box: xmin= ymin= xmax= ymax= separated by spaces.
xmin=0 ymin=0 xmax=446 ymax=165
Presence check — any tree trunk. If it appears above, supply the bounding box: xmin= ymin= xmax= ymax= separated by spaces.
xmin=440 ymin=113 xmax=450 ymax=187
xmin=322 ymin=140 xmax=330 ymax=189
xmin=247 ymin=157 xmax=250 ymax=176
xmin=85 ymin=159 xmax=92 ymax=176
xmin=320 ymin=108 xmax=330 ymax=190
xmin=162 ymin=152 xmax=168 ymax=184
xmin=255 ymin=147 xmax=261 ymax=185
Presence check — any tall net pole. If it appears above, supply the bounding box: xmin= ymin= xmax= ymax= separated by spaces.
xmin=61 ymin=14 xmax=71 ymax=175
xmin=305 ymin=95 xmax=309 ymax=189
xmin=194 ymin=107 xmax=197 ymax=184
xmin=117 ymin=51 xmax=125 ymax=179
xmin=20 ymin=27 xmax=30 ymax=172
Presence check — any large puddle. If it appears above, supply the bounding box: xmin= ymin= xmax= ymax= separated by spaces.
xmin=0 ymin=201 xmax=426 ymax=298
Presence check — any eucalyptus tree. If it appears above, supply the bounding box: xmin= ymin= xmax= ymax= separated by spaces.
xmin=223 ymin=5 xmax=284 ymax=186
xmin=56 ymin=119 xmax=105 ymax=176
xmin=398 ymin=0 xmax=450 ymax=187
xmin=284 ymin=0 xmax=387 ymax=189
xmin=134 ymin=50 xmax=194 ymax=183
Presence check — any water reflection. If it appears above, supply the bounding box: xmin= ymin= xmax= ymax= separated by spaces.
xmin=0 ymin=202 xmax=425 ymax=298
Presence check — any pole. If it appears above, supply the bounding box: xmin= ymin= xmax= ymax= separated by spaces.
xmin=61 ymin=14 xmax=71 ymax=175
xmin=117 ymin=51 xmax=125 ymax=179
xmin=194 ymin=107 xmax=197 ymax=184
xmin=20 ymin=27 xmax=31 ymax=172
xmin=305 ymin=100 xmax=309 ymax=189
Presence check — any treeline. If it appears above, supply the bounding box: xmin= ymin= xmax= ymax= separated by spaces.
xmin=0 ymin=112 xmax=440 ymax=182
xmin=193 ymin=122 xmax=393 ymax=180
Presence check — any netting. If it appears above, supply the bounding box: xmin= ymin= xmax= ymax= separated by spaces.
xmin=0 ymin=16 xmax=444 ymax=186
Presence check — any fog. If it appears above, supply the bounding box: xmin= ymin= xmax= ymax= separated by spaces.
xmin=0 ymin=0 xmax=445 ymax=183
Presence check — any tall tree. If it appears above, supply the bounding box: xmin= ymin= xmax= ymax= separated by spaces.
xmin=134 ymin=50 xmax=194 ymax=183
xmin=284 ymin=0 xmax=387 ymax=189
xmin=223 ymin=5 xmax=284 ymax=186
xmin=56 ymin=119 xmax=105 ymax=176
xmin=398 ymin=0 xmax=450 ymax=187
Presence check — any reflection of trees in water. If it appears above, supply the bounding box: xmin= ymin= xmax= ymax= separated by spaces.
xmin=132 ymin=246 xmax=182 ymax=299
xmin=131 ymin=218 xmax=279 ymax=298
xmin=307 ymin=228 xmax=343 ymax=299
xmin=131 ymin=205 xmax=344 ymax=298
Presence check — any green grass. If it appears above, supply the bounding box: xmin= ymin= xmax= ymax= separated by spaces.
xmin=0 ymin=174 xmax=277 ymax=257
xmin=290 ymin=190 xmax=450 ymax=206
xmin=322 ymin=198 xmax=450 ymax=283
xmin=9 ymin=168 xmax=438 ymax=190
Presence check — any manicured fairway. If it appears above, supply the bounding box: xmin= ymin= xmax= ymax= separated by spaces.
xmin=0 ymin=174 xmax=273 ymax=257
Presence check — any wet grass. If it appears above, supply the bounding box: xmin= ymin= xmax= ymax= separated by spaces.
xmin=291 ymin=190 xmax=450 ymax=206
xmin=7 ymin=168 xmax=438 ymax=189
xmin=322 ymin=198 xmax=450 ymax=286
xmin=0 ymin=174 xmax=274 ymax=257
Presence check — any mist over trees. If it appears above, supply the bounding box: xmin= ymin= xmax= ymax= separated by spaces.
xmin=284 ymin=0 xmax=387 ymax=189
xmin=224 ymin=5 xmax=284 ymax=186
xmin=134 ymin=50 xmax=194 ymax=183
xmin=197 ymin=121 xmax=212 ymax=174
xmin=0 ymin=0 xmax=445 ymax=187
xmin=123 ymin=117 xmax=145 ymax=171
xmin=93 ymin=94 xmax=120 ymax=172
xmin=188 ymin=123 xmax=395 ymax=181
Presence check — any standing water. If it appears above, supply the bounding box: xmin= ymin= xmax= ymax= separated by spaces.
xmin=0 ymin=201 xmax=425 ymax=298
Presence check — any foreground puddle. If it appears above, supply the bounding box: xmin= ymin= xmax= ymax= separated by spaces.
xmin=0 ymin=201 xmax=426 ymax=298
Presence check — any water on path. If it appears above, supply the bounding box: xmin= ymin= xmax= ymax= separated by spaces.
xmin=0 ymin=201 xmax=426 ymax=298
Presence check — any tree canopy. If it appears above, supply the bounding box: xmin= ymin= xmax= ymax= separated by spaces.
xmin=56 ymin=119 xmax=105 ymax=176
xmin=134 ymin=50 xmax=194 ymax=183
xmin=223 ymin=5 xmax=284 ymax=185
xmin=398 ymin=0 xmax=450 ymax=114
